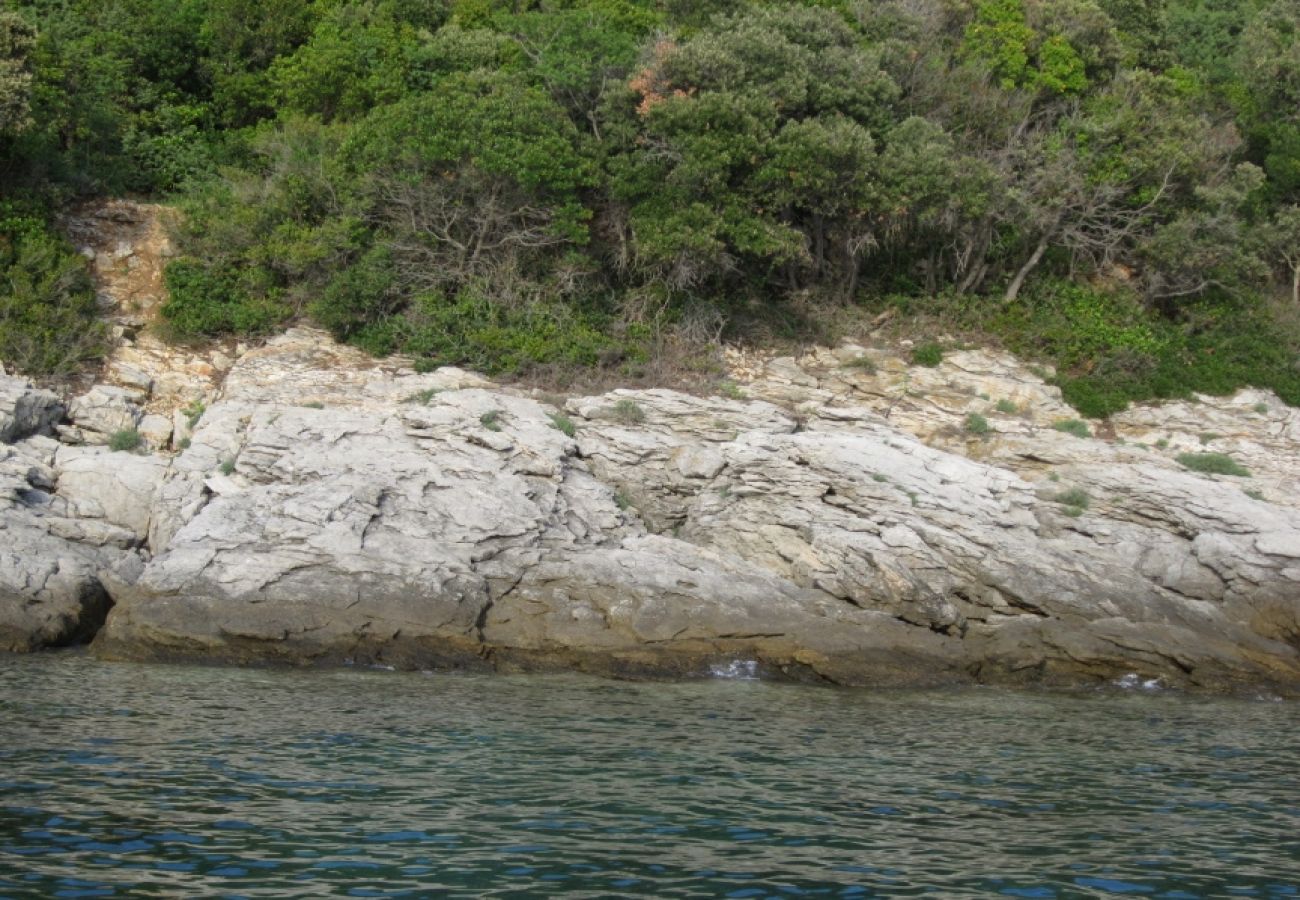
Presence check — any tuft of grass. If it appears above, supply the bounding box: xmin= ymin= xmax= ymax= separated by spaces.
xmin=219 ymin=457 xmax=236 ymax=476
xmin=109 ymin=428 xmax=143 ymax=453
xmin=178 ymin=437 xmax=191 ymax=450
xmin=479 ymin=410 xmax=503 ymax=432
xmin=718 ymin=380 xmax=747 ymax=400
xmin=613 ymin=489 xmax=632 ymax=510
xmin=1253 ymin=402 xmax=1269 ymax=414
xmin=965 ymin=413 xmax=991 ymax=435
xmin=871 ymin=472 xmax=889 ymax=483
xmin=1198 ymin=432 xmax=1221 ymax=444
xmin=912 ymin=342 xmax=944 ymax=367
xmin=906 ymin=490 xmax=919 ymax=507
xmin=1176 ymin=452 xmax=1250 ymax=477
xmin=1244 ymin=488 xmax=1265 ymax=501
xmin=611 ymin=398 xmax=646 ymax=424
xmin=1051 ymin=419 xmax=1091 ymax=439
xmin=301 ymin=401 xmax=324 ymax=409
xmin=404 ymin=388 xmax=440 ymax=404
xmin=995 ymin=398 xmax=1019 ymax=414
xmin=548 ymin=412 xmax=576 ymax=437
xmin=413 ymin=358 xmax=437 ymax=374
xmin=1155 ymin=438 xmax=1169 ymax=450
xmin=844 ymin=355 xmax=877 ymax=374
xmin=183 ymin=400 xmax=206 ymax=430
xmin=1050 ymin=487 xmax=1090 ymax=517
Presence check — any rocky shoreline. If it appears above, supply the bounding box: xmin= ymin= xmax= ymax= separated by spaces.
xmin=4 ymin=320 xmax=1300 ymax=693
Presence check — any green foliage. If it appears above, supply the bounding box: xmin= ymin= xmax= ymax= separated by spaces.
xmin=219 ymin=457 xmax=236 ymax=475
xmin=479 ymin=410 xmax=503 ymax=431
xmin=403 ymin=388 xmax=440 ymax=404
xmin=0 ymin=210 xmax=108 ymax=377
xmin=1 ymin=0 xmax=1298 ymax=416
xmin=108 ymin=428 xmax=143 ymax=452
xmin=1050 ymin=487 xmax=1091 ymax=514
xmin=912 ymin=342 xmax=944 ymax=367
xmin=183 ymin=399 xmax=205 ymax=429
xmin=1052 ymin=418 xmax=1092 ymax=438
xmin=611 ymin=398 xmax=646 ymax=424
xmin=548 ymin=412 xmax=576 ymax=437
xmin=995 ymin=398 xmax=1019 ymax=414
xmin=965 ymin=413 xmax=992 ymax=435
xmin=844 ymin=355 xmax=877 ymax=374
xmin=1176 ymin=451 xmax=1250 ymax=476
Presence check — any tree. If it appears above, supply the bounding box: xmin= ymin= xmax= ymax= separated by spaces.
xmin=0 ymin=10 xmax=35 ymax=135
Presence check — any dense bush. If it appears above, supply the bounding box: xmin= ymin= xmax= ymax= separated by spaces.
xmin=0 ymin=206 xmax=108 ymax=377
xmin=0 ymin=0 xmax=1297 ymax=405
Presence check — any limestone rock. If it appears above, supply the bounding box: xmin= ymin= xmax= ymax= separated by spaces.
xmin=66 ymin=385 xmax=143 ymax=442
xmin=0 ymin=375 xmax=64 ymax=443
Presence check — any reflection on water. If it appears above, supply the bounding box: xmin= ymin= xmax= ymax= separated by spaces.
xmin=0 ymin=652 xmax=1297 ymax=898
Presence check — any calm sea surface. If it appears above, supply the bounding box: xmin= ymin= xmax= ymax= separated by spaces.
xmin=1 ymin=652 xmax=1297 ymax=898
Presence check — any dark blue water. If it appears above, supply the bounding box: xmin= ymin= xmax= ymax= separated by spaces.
xmin=1 ymin=653 xmax=1297 ymax=898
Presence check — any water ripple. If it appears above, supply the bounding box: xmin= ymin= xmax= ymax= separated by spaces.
xmin=0 ymin=653 xmax=1297 ymax=897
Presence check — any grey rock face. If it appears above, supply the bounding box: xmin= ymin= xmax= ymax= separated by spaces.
xmin=65 ymin=384 xmax=143 ymax=443
xmin=0 ymin=375 xmax=64 ymax=443
xmin=8 ymin=328 xmax=1299 ymax=691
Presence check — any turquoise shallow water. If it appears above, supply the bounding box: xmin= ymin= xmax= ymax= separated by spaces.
xmin=0 ymin=653 xmax=1297 ymax=898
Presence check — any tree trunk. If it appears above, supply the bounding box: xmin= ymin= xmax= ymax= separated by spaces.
xmin=1004 ymin=235 xmax=1051 ymax=304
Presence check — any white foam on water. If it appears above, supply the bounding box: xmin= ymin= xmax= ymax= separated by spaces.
xmin=709 ymin=660 xmax=759 ymax=680
xmin=1115 ymin=673 xmax=1163 ymax=691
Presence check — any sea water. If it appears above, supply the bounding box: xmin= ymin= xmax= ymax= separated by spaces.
xmin=1 ymin=652 xmax=1297 ymax=898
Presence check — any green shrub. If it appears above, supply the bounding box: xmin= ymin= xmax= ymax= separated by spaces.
xmin=403 ymin=388 xmax=439 ymax=404
xmin=479 ymin=410 xmax=503 ymax=431
xmin=1052 ymin=419 xmax=1091 ymax=438
xmin=183 ymin=400 xmax=206 ymax=430
xmin=1175 ymin=452 xmax=1250 ymax=477
xmin=162 ymin=258 xmax=289 ymax=337
xmin=1051 ymin=487 xmax=1090 ymax=509
xmin=0 ymin=219 xmax=108 ymax=378
xmin=1253 ymin=402 xmax=1269 ymax=414
xmin=109 ymin=429 xmax=143 ymax=452
xmin=912 ymin=342 xmax=944 ymax=367
xmin=844 ymin=355 xmax=877 ymax=374
xmin=611 ymin=398 xmax=646 ymax=424
xmin=1198 ymin=432 xmax=1220 ymax=444
xmin=718 ymin=380 xmax=747 ymax=400
xmin=548 ymin=412 xmax=576 ymax=437
xmin=965 ymin=413 xmax=991 ymax=435
xmin=219 ymin=457 xmax=236 ymax=476
xmin=995 ymin=399 xmax=1019 ymax=414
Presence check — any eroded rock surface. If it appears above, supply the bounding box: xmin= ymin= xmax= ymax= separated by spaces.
xmin=4 ymin=297 xmax=1300 ymax=690
xmin=69 ymin=331 xmax=1299 ymax=692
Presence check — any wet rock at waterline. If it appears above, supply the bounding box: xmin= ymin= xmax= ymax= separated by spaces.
xmin=4 ymin=333 xmax=1300 ymax=692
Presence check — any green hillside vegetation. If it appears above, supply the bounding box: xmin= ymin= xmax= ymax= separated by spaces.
xmin=2 ymin=0 xmax=1298 ymax=414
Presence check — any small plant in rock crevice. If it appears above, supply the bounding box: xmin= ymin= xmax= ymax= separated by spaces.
xmin=480 ymin=410 xmax=503 ymax=432
xmin=611 ymin=398 xmax=646 ymax=424
xmin=718 ymin=381 xmax=747 ymax=400
xmin=1050 ymin=487 xmax=1090 ymax=517
xmin=109 ymin=428 xmax=143 ymax=452
xmin=1051 ymin=418 xmax=1090 ymax=439
xmin=965 ymin=413 xmax=991 ymax=435
xmin=995 ymin=398 xmax=1019 ymax=414
xmin=912 ymin=342 xmax=944 ymax=367
xmin=1176 ymin=452 xmax=1250 ymax=477
xmin=844 ymin=356 xmax=877 ymax=374
xmin=548 ymin=412 xmax=576 ymax=437
xmin=219 ymin=457 xmax=236 ymax=476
